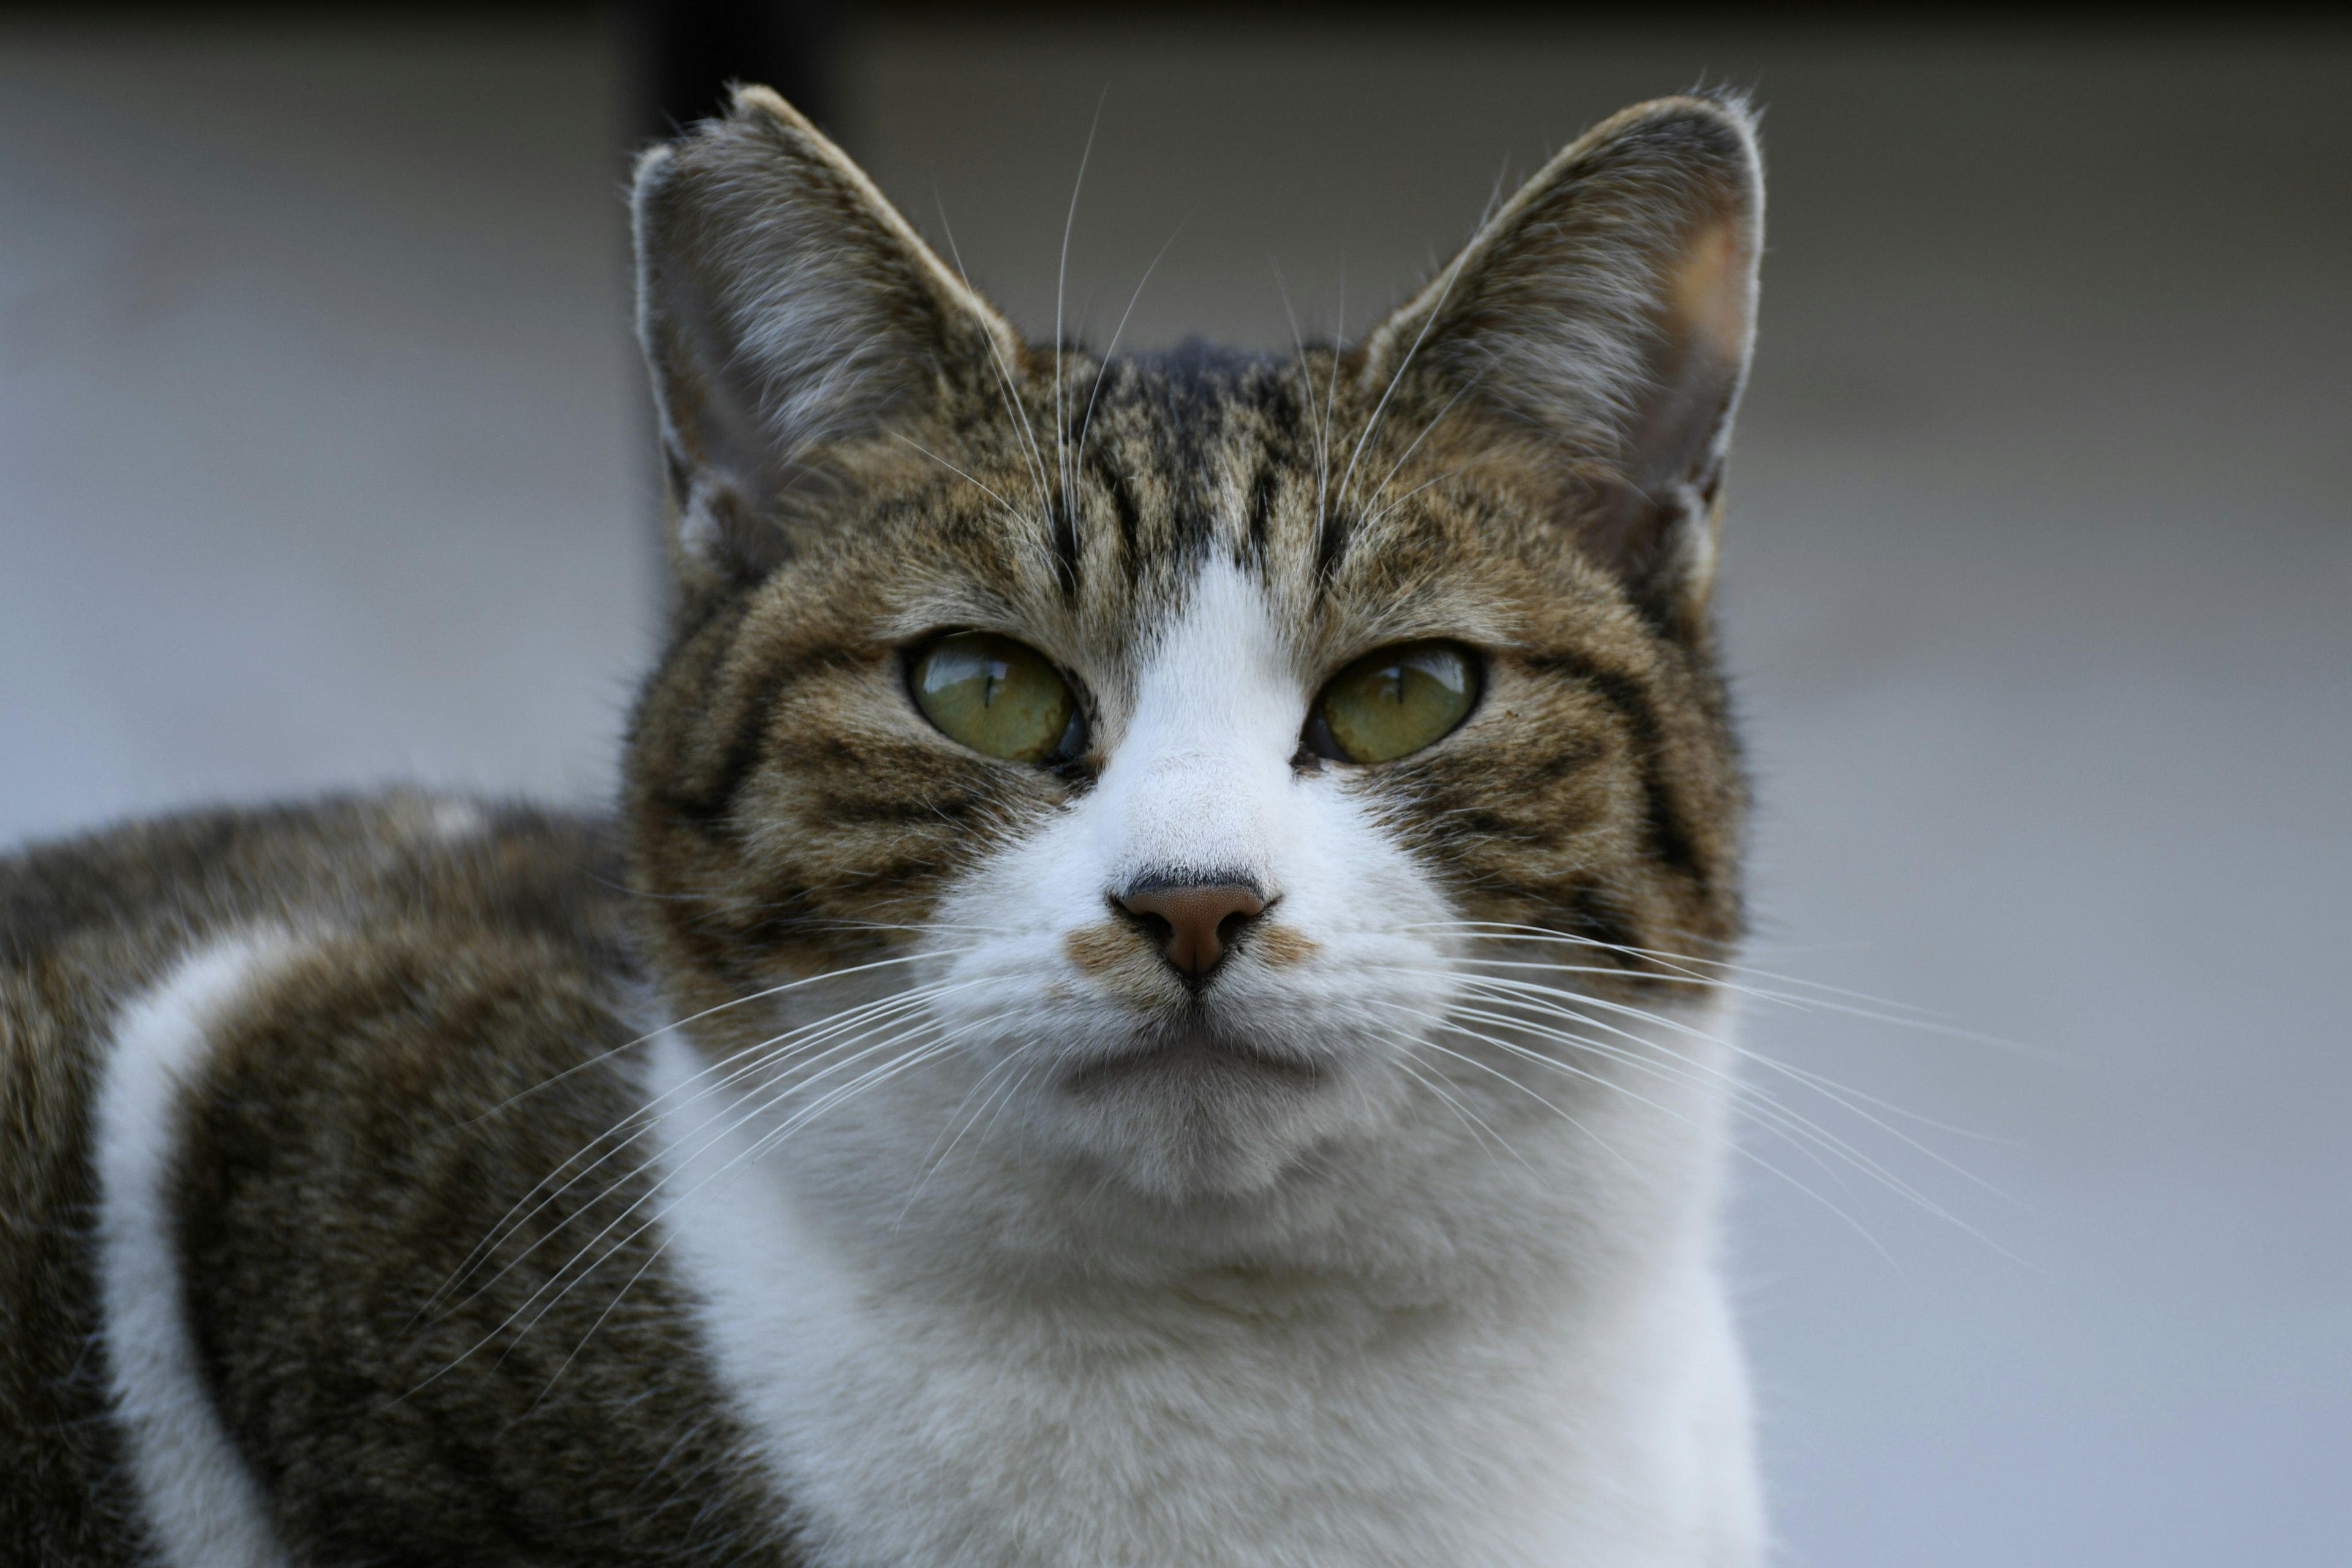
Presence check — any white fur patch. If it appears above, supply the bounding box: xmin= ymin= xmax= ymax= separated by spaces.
xmin=94 ymin=932 xmax=303 ymax=1568
xmin=428 ymin=798 xmax=489 ymax=842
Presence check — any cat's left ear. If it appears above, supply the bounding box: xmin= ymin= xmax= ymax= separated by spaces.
xmin=633 ymin=86 xmax=1022 ymax=592
xmin=1361 ymin=92 xmax=1762 ymax=630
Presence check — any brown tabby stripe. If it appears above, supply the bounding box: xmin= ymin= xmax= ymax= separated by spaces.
xmin=1525 ymin=647 xmax=1709 ymax=892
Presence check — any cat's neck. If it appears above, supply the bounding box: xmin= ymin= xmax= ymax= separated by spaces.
xmin=639 ymin=1017 xmax=1758 ymax=1567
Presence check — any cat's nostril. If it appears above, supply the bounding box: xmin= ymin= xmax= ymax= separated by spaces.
xmin=1117 ymin=881 xmax=1267 ymax=980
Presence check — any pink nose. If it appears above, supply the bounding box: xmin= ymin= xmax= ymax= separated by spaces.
xmin=1118 ymin=882 xmax=1267 ymax=980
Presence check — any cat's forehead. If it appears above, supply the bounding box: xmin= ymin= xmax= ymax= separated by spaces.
xmin=862 ymin=342 xmax=1569 ymax=676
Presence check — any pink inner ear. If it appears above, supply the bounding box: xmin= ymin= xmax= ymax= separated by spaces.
xmin=1616 ymin=211 xmax=1754 ymax=502
xmin=1670 ymin=219 xmax=1752 ymax=370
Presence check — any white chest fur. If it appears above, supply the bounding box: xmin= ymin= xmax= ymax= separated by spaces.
xmin=645 ymin=1027 xmax=1762 ymax=1568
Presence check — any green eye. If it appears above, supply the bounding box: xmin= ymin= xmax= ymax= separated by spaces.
xmin=1307 ymin=641 xmax=1478 ymax=764
xmin=910 ymin=631 xmax=1079 ymax=763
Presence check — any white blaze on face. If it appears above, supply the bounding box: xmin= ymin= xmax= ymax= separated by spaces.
xmin=1088 ymin=560 xmax=1306 ymax=894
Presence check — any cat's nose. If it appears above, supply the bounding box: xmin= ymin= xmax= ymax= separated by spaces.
xmin=1117 ymin=878 xmax=1267 ymax=982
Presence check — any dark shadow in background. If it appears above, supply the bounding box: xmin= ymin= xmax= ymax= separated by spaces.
xmin=623 ymin=0 xmax=837 ymax=141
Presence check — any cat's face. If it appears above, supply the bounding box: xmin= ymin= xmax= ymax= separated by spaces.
xmin=624 ymin=90 xmax=1758 ymax=1205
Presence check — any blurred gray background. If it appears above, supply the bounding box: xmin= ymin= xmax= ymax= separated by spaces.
xmin=4 ymin=11 xmax=2346 ymax=1564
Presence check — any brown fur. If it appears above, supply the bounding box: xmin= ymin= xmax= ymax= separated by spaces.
xmin=1063 ymin=920 xmax=1145 ymax=976
xmin=1251 ymin=925 xmax=1322 ymax=968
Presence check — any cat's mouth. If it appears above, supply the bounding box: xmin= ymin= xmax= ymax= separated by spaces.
xmin=1057 ymin=1028 xmax=1322 ymax=1096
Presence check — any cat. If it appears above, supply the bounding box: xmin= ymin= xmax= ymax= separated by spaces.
xmin=1 ymin=84 xmax=1765 ymax=1567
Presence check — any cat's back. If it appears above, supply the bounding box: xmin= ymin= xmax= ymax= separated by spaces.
xmin=2 ymin=790 xmax=626 ymax=991
xmin=1 ymin=794 xmax=633 ymax=1219
xmin=1 ymin=794 xmax=790 ymax=1567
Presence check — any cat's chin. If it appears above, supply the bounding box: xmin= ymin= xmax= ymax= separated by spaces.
xmin=1030 ymin=1024 xmax=1366 ymax=1201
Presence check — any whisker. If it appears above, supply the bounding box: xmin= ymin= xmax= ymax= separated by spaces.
xmin=1432 ymin=969 xmax=2015 ymax=1205
xmin=931 ymin=194 xmax=1054 ymax=522
xmin=1269 ymin=257 xmax=1321 ymax=480
xmin=443 ymin=1009 xmax=993 ymax=1392
xmin=1366 ymin=958 xmax=2013 ymax=1221
xmin=454 ymin=947 xmax=967 ymax=1129
xmin=595 ymin=1002 xmax=1028 ymax=1289
xmin=1392 ymin=1003 xmax=1678 ymax=1178
xmin=1054 ymin=92 xmax=1105 ymax=526
xmin=1360 ymin=462 xmax=1480 ymax=533
xmin=1409 ymin=920 xmax=2032 ymax=1044
xmin=1332 ymin=174 xmax=1501 ymax=518
xmin=896 ymin=1046 xmax=1030 ymax=1221
xmin=1366 ymin=996 xmax=1909 ymax=1276
xmin=1438 ymin=992 xmax=1945 ymax=1217
xmin=1439 ymin=954 xmax=2032 ymax=1119
xmin=515 ymin=1020 xmax=1001 ymax=1407
xmin=431 ymin=979 xmax=995 ymax=1320
xmin=892 ymin=434 xmax=1028 ymax=527
xmin=1391 ymin=1052 xmax=1528 ymax=1167
xmin=441 ymin=982 xmax=949 ymax=1278
xmin=1354 ymin=372 xmax=1481 ymax=524
xmin=1074 ymin=214 xmax=1190 ymax=477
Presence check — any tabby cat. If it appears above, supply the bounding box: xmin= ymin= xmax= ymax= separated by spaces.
xmin=2 ymin=85 xmax=1766 ymax=1566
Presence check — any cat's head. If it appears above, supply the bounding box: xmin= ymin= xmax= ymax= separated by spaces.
xmin=623 ymin=88 xmax=1758 ymax=1209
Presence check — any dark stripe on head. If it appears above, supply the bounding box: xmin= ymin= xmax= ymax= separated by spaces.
xmin=1315 ymin=508 xmax=1352 ymax=582
xmin=1245 ymin=464 xmax=1278 ymax=564
xmin=1099 ymin=456 xmax=1142 ymax=575
xmin=667 ymin=669 xmax=791 ymax=834
xmin=1049 ymin=496 xmax=1080 ymax=597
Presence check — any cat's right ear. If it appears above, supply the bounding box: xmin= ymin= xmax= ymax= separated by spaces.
xmin=632 ymin=86 xmax=1020 ymax=591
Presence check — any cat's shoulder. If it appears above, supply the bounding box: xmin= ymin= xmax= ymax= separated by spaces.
xmin=2 ymin=794 xmax=802 ymax=1566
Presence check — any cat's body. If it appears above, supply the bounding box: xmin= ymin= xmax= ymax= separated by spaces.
xmin=4 ymin=88 xmax=1768 ymax=1566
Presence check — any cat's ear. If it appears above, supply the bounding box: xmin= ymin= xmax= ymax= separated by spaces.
xmin=1362 ymin=93 xmax=1762 ymax=628
xmin=632 ymin=86 xmax=1020 ymax=588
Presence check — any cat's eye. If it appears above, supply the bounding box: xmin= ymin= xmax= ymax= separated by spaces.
xmin=910 ymin=631 xmax=1081 ymax=764
xmin=1304 ymin=641 xmax=1478 ymax=764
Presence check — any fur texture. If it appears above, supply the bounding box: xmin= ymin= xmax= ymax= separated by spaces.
xmin=1 ymin=85 xmax=1767 ymax=1566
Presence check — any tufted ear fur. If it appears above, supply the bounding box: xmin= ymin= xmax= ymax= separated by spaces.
xmin=632 ymin=86 xmax=1022 ymax=591
xmin=1361 ymin=93 xmax=1763 ymax=630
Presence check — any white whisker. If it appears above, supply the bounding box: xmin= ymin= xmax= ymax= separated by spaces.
xmin=432 ymin=981 xmax=961 ymax=1315
xmin=1074 ymin=215 xmax=1189 ymax=479
xmin=932 ymin=195 xmax=1054 ymax=523
xmin=447 ymin=1005 xmax=1001 ymax=1395
xmin=1366 ymin=995 xmax=1909 ymax=1276
xmin=1354 ymin=372 xmax=1481 ymax=526
xmin=431 ymin=978 xmax=997 ymax=1324
xmin=1054 ymin=93 xmax=1104 ymax=526
xmin=1433 ymin=969 xmax=2014 ymax=1208
xmin=1333 ymin=184 xmax=1494 ymax=518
